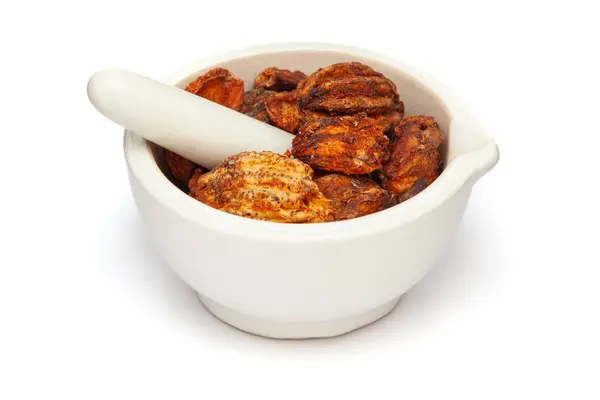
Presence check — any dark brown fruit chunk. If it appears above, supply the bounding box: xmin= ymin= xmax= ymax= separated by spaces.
xmin=299 ymin=75 xmax=399 ymax=115
xmin=239 ymin=88 xmax=272 ymax=123
xmin=265 ymin=91 xmax=301 ymax=133
xmin=254 ymin=67 xmax=307 ymax=92
xmin=315 ymin=173 xmax=386 ymax=220
xmin=297 ymin=62 xmax=385 ymax=95
xmin=292 ymin=114 xmax=389 ymax=175
xmin=379 ymin=115 xmax=445 ymax=197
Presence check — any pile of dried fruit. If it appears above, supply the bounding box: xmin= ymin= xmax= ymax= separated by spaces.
xmin=163 ymin=62 xmax=445 ymax=223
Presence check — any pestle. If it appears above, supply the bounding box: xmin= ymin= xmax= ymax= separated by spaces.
xmin=87 ymin=68 xmax=295 ymax=168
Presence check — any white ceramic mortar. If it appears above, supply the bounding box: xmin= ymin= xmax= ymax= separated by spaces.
xmin=123 ymin=42 xmax=499 ymax=339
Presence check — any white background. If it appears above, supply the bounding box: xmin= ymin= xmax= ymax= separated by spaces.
xmin=1 ymin=1 xmax=599 ymax=399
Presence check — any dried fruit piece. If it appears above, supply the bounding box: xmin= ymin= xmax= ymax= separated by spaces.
xmin=380 ymin=116 xmax=445 ymax=196
xmin=254 ymin=67 xmax=307 ymax=92
xmin=165 ymin=150 xmax=199 ymax=183
xmin=297 ymin=62 xmax=400 ymax=117
xmin=315 ymin=174 xmax=386 ymax=220
xmin=239 ymin=88 xmax=272 ymax=123
xmin=189 ymin=151 xmax=333 ymax=223
xmin=297 ymin=62 xmax=384 ymax=95
xmin=265 ymin=91 xmax=301 ymax=133
xmin=292 ymin=114 xmax=389 ymax=175
xmin=184 ymin=68 xmax=244 ymax=111
xmin=299 ymin=75 xmax=399 ymax=115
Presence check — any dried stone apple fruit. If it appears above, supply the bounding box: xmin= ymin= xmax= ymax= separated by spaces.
xmin=189 ymin=151 xmax=333 ymax=223
xmin=299 ymin=75 xmax=399 ymax=115
xmin=265 ymin=91 xmax=301 ymax=133
xmin=298 ymin=62 xmax=401 ymax=117
xmin=315 ymin=173 xmax=386 ymax=221
xmin=379 ymin=116 xmax=445 ymax=197
xmin=297 ymin=62 xmax=385 ymax=95
xmin=292 ymin=114 xmax=389 ymax=175
xmin=184 ymin=68 xmax=244 ymax=111
xmin=239 ymin=88 xmax=272 ymax=123
xmin=254 ymin=67 xmax=307 ymax=92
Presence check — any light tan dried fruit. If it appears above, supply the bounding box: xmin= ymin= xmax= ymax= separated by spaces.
xmin=315 ymin=174 xmax=386 ymax=220
xmin=254 ymin=67 xmax=307 ymax=92
xmin=184 ymin=68 xmax=244 ymax=111
xmin=189 ymin=151 xmax=333 ymax=223
xmin=239 ymin=88 xmax=272 ymax=123
xmin=165 ymin=150 xmax=199 ymax=183
xmin=379 ymin=116 xmax=445 ymax=196
xmin=292 ymin=114 xmax=389 ymax=175
xmin=265 ymin=91 xmax=301 ymax=133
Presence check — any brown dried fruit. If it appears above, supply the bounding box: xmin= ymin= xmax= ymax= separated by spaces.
xmin=254 ymin=67 xmax=307 ymax=92
xmin=265 ymin=91 xmax=301 ymax=133
xmin=297 ymin=62 xmax=401 ymax=118
xmin=239 ymin=88 xmax=272 ymax=123
xmin=189 ymin=151 xmax=333 ymax=223
xmin=292 ymin=114 xmax=389 ymax=175
xmin=297 ymin=62 xmax=385 ymax=95
xmin=315 ymin=174 xmax=386 ymax=220
xmin=184 ymin=68 xmax=244 ymax=111
xmin=299 ymin=75 xmax=399 ymax=115
xmin=165 ymin=150 xmax=199 ymax=183
xmin=380 ymin=116 xmax=445 ymax=196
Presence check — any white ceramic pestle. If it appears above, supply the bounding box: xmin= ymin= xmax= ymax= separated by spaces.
xmin=87 ymin=68 xmax=295 ymax=168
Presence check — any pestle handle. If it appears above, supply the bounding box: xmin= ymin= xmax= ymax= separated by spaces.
xmin=87 ymin=68 xmax=294 ymax=168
